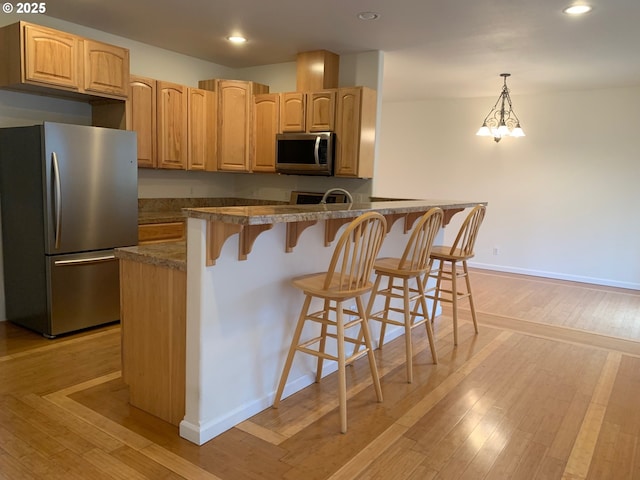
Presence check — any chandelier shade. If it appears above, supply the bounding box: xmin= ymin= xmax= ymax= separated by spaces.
xmin=476 ymin=73 xmax=525 ymax=143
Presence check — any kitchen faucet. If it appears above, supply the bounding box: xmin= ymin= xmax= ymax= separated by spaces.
xmin=320 ymin=187 xmax=354 ymax=204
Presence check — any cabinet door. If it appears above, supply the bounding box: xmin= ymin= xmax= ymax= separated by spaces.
xmin=307 ymin=91 xmax=336 ymax=132
xmin=83 ymin=39 xmax=129 ymax=98
xmin=253 ymin=93 xmax=280 ymax=173
xmin=217 ymin=80 xmax=251 ymax=172
xmin=157 ymin=81 xmax=188 ymax=170
xmin=335 ymin=88 xmax=361 ymax=177
xmin=335 ymin=87 xmax=376 ymax=178
xmin=138 ymin=222 xmax=185 ymax=244
xmin=23 ymin=23 xmax=80 ymax=90
xmin=127 ymin=76 xmax=156 ymax=168
xmin=280 ymin=92 xmax=305 ymax=132
xmin=188 ymin=88 xmax=216 ymax=171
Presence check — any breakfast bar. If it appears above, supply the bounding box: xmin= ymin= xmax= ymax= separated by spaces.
xmin=177 ymin=199 xmax=483 ymax=445
xmin=117 ymin=198 xmax=485 ymax=445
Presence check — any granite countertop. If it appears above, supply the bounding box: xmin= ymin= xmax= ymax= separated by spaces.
xmin=138 ymin=197 xmax=288 ymax=225
xmin=183 ymin=199 xmax=485 ymax=225
xmin=115 ymin=242 xmax=186 ymax=271
xmin=124 ymin=198 xmax=485 ymax=269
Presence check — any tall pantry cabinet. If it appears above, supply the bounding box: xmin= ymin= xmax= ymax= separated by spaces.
xmin=335 ymin=86 xmax=377 ymax=178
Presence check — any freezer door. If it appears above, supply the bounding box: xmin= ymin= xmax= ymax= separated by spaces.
xmin=43 ymin=122 xmax=138 ymax=254
xmin=47 ymin=250 xmax=120 ymax=336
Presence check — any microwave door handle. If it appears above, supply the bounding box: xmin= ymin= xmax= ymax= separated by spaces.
xmin=314 ymin=136 xmax=321 ymax=165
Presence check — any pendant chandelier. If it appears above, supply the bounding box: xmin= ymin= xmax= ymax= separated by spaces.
xmin=476 ymin=73 xmax=525 ymax=142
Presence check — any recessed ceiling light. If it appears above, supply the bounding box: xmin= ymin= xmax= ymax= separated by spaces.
xmin=357 ymin=11 xmax=380 ymax=20
xmin=562 ymin=4 xmax=593 ymax=15
xmin=227 ymin=35 xmax=247 ymax=44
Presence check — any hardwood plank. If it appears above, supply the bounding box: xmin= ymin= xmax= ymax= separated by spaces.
xmin=82 ymin=448 xmax=155 ymax=480
xmin=109 ymin=445 xmax=185 ymax=480
xmin=562 ymin=352 xmax=621 ymax=479
xmin=0 ymin=451 xmax=38 ymax=480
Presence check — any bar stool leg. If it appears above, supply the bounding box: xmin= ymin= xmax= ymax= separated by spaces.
xmin=356 ymin=296 xmax=383 ymax=402
xmin=273 ymin=295 xmax=312 ymax=408
xmin=316 ymin=299 xmax=330 ymax=382
xmin=430 ymin=259 xmax=444 ymax=324
xmin=416 ymin=275 xmax=438 ymax=364
xmin=377 ymin=276 xmax=393 ymax=348
xmin=451 ymin=261 xmax=459 ymax=346
xmin=335 ymin=301 xmax=347 ymax=433
xmin=463 ymin=261 xmax=479 ymax=334
xmin=402 ymin=278 xmax=413 ymax=383
xmin=363 ymin=274 xmax=381 ymax=352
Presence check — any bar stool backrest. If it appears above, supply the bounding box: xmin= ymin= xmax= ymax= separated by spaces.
xmin=398 ymin=207 xmax=443 ymax=273
xmin=324 ymin=212 xmax=387 ymax=292
xmin=448 ymin=204 xmax=486 ymax=257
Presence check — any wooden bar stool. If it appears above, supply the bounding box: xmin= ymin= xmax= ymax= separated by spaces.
xmin=427 ymin=204 xmax=486 ymax=346
xmin=366 ymin=207 xmax=443 ymax=383
xmin=273 ymin=212 xmax=387 ymax=433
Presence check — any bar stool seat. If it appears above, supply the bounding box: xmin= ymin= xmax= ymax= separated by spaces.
xmin=366 ymin=207 xmax=443 ymax=383
xmin=273 ymin=212 xmax=387 ymax=433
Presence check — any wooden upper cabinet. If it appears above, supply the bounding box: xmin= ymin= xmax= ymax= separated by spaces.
xmin=198 ymin=79 xmax=268 ymax=172
xmin=127 ymin=75 xmax=156 ymax=168
xmin=335 ymin=86 xmax=377 ymax=179
xmin=0 ymin=22 xmax=130 ymax=100
xmin=253 ymin=93 xmax=280 ymax=173
xmin=83 ymin=39 xmax=129 ymax=98
xmin=157 ymin=81 xmax=188 ymax=170
xmin=23 ymin=23 xmax=80 ymax=90
xmin=280 ymin=90 xmax=335 ymax=133
xmin=307 ymin=91 xmax=336 ymax=131
xmin=217 ymin=80 xmax=252 ymax=171
xmin=280 ymin=92 xmax=305 ymax=132
xmin=187 ymin=88 xmax=216 ymax=171
xmin=128 ymin=76 xmax=217 ymax=171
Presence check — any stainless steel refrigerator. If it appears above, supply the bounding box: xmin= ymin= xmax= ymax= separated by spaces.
xmin=0 ymin=122 xmax=138 ymax=337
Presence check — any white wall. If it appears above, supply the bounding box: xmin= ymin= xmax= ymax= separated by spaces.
xmin=376 ymin=86 xmax=640 ymax=289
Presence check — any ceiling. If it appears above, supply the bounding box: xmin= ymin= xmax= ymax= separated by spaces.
xmin=45 ymin=0 xmax=640 ymax=101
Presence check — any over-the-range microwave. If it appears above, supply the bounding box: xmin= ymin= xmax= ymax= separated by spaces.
xmin=275 ymin=132 xmax=335 ymax=176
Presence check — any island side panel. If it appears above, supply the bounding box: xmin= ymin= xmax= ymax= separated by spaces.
xmin=120 ymin=258 xmax=186 ymax=426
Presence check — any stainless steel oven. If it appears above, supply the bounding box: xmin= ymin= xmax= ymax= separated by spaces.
xmin=275 ymin=132 xmax=335 ymax=176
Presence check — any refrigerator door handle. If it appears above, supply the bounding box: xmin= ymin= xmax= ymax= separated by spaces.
xmin=53 ymin=254 xmax=116 ymax=266
xmin=52 ymin=151 xmax=62 ymax=249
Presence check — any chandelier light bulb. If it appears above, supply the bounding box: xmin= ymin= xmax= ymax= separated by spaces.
xmin=511 ymin=125 xmax=526 ymax=137
xmin=476 ymin=124 xmax=491 ymax=136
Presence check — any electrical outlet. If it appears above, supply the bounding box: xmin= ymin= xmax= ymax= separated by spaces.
xmin=493 ymin=246 xmax=500 ymax=256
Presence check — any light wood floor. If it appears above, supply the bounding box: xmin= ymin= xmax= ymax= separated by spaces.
xmin=1 ymin=268 xmax=640 ymax=479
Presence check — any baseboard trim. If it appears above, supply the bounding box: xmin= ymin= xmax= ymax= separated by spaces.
xmin=469 ymin=262 xmax=640 ymax=291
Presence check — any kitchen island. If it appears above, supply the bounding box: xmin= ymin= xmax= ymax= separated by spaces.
xmin=118 ymin=198 xmax=485 ymax=445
